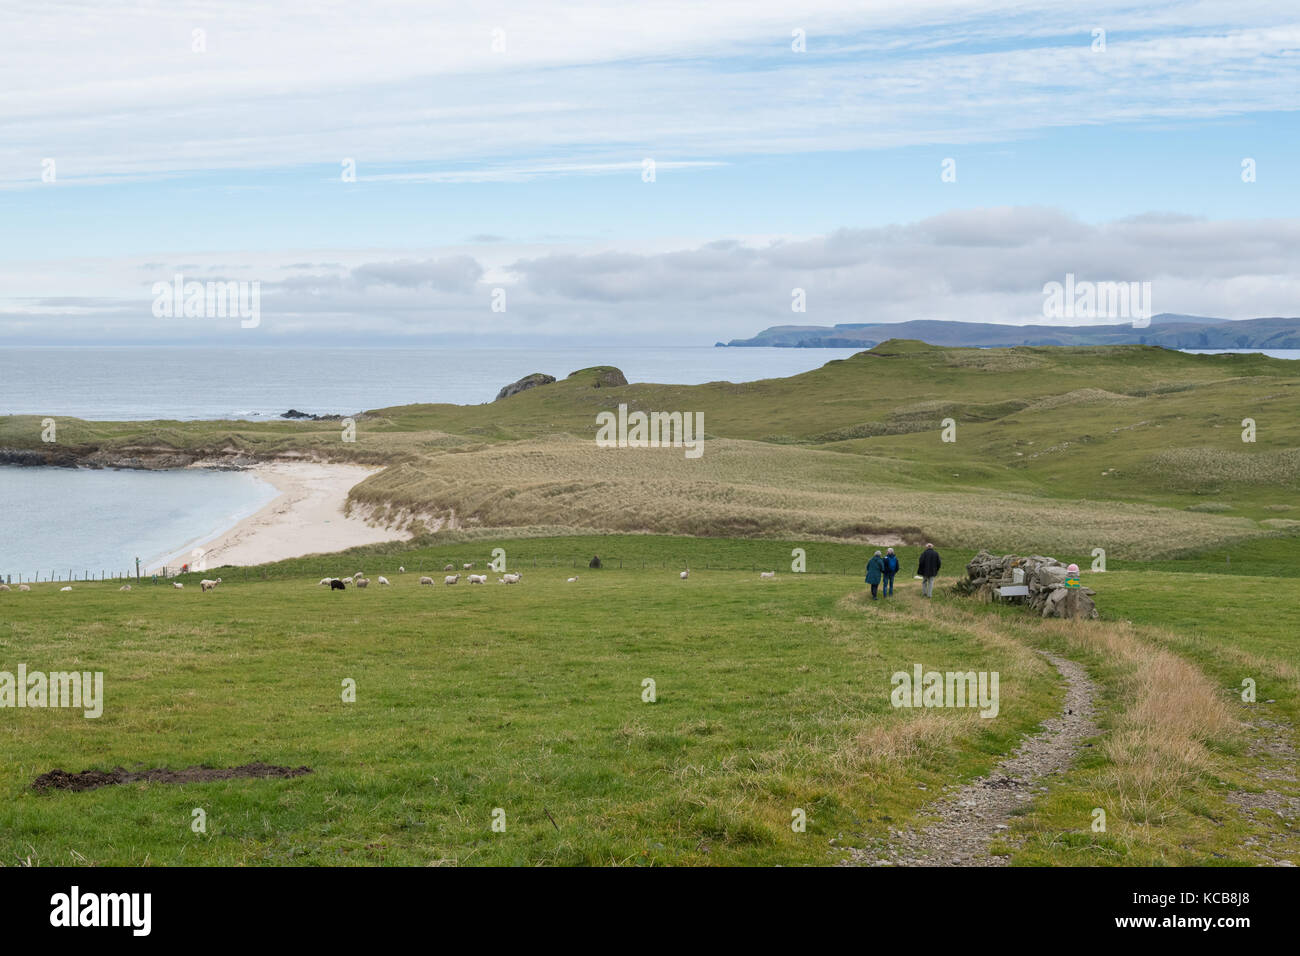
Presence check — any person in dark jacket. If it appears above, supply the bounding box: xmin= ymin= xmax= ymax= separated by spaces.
xmin=917 ymin=543 xmax=941 ymax=598
xmin=882 ymin=547 xmax=899 ymax=597
xmin=865 ymin=550 xmax=884 ymax=600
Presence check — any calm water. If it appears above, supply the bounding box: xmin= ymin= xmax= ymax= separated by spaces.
xmin=0 ymin=467 xmax=279 ymax=579
xmin=0 ymin=347 xmax=865 ymax=420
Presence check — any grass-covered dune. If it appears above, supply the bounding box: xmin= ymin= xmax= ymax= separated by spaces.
xmin=1 ymin=534 xmax=1295 ymax=866
xmin=2 ymin=341 xmax=1297 ymax=559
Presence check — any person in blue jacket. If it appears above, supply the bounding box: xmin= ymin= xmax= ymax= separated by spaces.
xmin=865 ymin=550 xmax=885 ymax=600
xmin=881 ymin=547 xmax=899 ymax=597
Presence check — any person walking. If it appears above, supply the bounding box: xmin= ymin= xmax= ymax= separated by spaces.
xmin=917 ymin=543 xmax=941 ymax=598
xmin=865 ymin=550 xmax=884 ymax=600
xmin=882 ymin=547 xmax=899 ymax=597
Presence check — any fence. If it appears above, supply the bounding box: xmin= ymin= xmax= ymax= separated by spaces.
xmin=4 ymin=554 xmax=866 ymax=585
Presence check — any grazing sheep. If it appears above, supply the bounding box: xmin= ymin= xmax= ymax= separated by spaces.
xmin=173 ymin=582 xmax=184 ymax=589
xmin=419 ymin=576 xmax=435 ymax=586
xmin=377 ymin=576 xmax=391 ymax=586
xmin=0 ymin=584 xmax=9 ymax=592
xmin=498 ymin=572 xmax=521 ymax=584
xmin=759 ymin=571 xmax=776 ymax=579
xmin=462 ymin=563 xmax=474 ymax=570
xmin=444 ymin=574 xmax=460 ymax=585
xmin=353 ymin=571 xmax=365 ymax=581
xmin=119 ymin=585 xmax=132 ymax=591
xmin=443 ymin=564 xmax=455 ymax=571
xmin=318 ymin=577 xmax=335 ymax=586
xmin=200 ymin=577 xmax=222 ymax=592
xmin=567 ymin=576 xmax=578 ymax=583
xmin=61 ymin=586 xmax=73 ymax=592
xmin=467 ymin=574 xmax=487 ymax=584
xmin=330 ymin=579 xmax=347 ymax=590
xmin=399 ymin=566 xmax=406 ymax=573
xmin=679 ymin=570 xmax=689 ymax=580
xmin=356 ymin=578 xmax=370 ymax=589
xmin=18 ymin=584 xmax=31 ymax=591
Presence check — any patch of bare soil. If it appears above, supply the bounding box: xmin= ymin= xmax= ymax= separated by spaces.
xmin=844 ymin=651 xmax=1098 ymax=867
xmin=32 ymin=763 xmax=312 ymax=792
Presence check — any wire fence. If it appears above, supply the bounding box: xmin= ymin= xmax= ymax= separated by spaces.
xmin=4 ymin=555 xmax=869 ymax=585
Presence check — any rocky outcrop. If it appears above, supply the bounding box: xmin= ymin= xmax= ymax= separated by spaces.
xmin=495 ymin=373 xmax=557 ymax=401
xmin=567 ymin=366 xmax=628 ymax=389
xmin=281 ymin=409 xmax=343 ymax=421
xmin=954 ymin=550 xmax=1099 ymax=619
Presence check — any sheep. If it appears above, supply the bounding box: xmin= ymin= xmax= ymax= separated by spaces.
xmin=200 ymin=577 xmax=222 ymax=592
xmin=499 ymin=572 xmax=521 ymax=584
xmin=679 ymin=570 xmax=689 ymax=580
xmin=330 ymin=579 xmax=347 ymax=590
xmin=61 ymin=586 xmax=73 ymax=591
xmin=18 ymin=584 xmax=31 ymax=591
xmin=355 ymin=578 xmax=370 ymax=589
xmin=119 ymin=584 xmax=132 ymax=591
xmin=0 ymin=584 xmax=9 ymax=592
xmin=443 ymin=564 xmax=455 ymax=571
xmin=462 ymin=563 xmax=474 ymax=570
xmin=353 ymin=571 xmax=365 ymax=581
xmin=377 ymin=576 xmax=391 ymax=586
xmin=318 ymin=577 xmax=335 ymax=586
xmin=567 ymin=576 xmax=578 ymax=583
xmin=444 ymin=574 xmax=460 ymax=585
xmin=173 ymin=582 xmax=184 ymax=589
xmin=419 ymin=576 xmax=435 ymax=586
xmin=398 ymin=566 xmax=406 ymax=573
xmin=759 ymin=571 xmax=776 ymax=579
xmin=467 ymin=574 xmax=487 ymax=584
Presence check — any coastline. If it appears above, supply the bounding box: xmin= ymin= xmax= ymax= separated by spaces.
xmin=149 ymin=461 xmax=408 ymax=572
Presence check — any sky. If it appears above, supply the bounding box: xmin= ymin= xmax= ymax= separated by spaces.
xmin=1 ymin=0 xmax=1298 ymax=346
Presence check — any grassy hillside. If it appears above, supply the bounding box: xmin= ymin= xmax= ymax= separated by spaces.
xmin=8 ymin=342 xmax=1295 ymax=559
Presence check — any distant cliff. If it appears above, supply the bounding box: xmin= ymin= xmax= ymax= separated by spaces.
xmin=718 ymin=315 xmax=1300 ymax=349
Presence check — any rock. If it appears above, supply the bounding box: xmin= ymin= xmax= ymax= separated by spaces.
xmin=567 ymin=366 xmax=628 ymax=389
xmin=280 ymin=409 xmax=342 ymax=421
xmin=955 ymin=549 xmax=1098 ymax=619
xmin=494 ymin=372 xmax=556 ymax=401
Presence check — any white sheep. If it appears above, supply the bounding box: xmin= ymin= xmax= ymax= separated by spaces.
xmin=443 ymin=564 xmax=455 ymax=571
xmin=353 ymin=571 xmax=365 ymax=581
xmin=760 ymin=571 xmax=776 ymax=579
xmin=318 ymin=577 xmax=335 ymax=587
xmin=173 ymin=582 xmax=184 ymax=589
xmin=567 ymin=576 xmax=578 ymax=583
xmin=462 ymin=563 xmax=474 ymax=570
xmin=498 ymin=572 xmax=521 ymax=584
xmin=399 ymin=566 xmax=405 ymax=573
xmin=61 ymin=586 xmax=73 ymax=591
xmin=356 ymin=578 xmax=370 ymax=589
xmin=468 ymin=574 xmax=487 ymax=584
xmin=18 ymin=584 xmax=31 ymax=591
xmin=0 ymin=584 xmax=9 ymax=592
xmin=119 ymin=584 xmax=132 ymax=591
xmin=679 ymin=570 xmax=689 ymax=580
xmin=445 ymin=574 xmax=461 ymax=585
xmin=378 ymin=576 xmax=391 ymax=586
xmin=419 ymin=575 xmax=435 ymax=586
xmin=200 ymin=577 xmax=222 ymax=592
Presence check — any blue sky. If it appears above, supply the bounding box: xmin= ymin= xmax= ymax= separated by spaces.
xmin=2 ymin=0 xmax=1298 ymax=344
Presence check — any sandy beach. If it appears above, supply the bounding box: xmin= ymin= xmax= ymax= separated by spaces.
xmin=151 ymin=461 xmax=408 ymax=571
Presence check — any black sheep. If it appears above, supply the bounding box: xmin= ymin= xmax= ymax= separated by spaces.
xmin=330 ymin=579 xmax=347 ymax=590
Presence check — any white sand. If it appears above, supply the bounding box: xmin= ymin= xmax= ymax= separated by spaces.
xmin=152 ymin=461 xmax=408 ymax=571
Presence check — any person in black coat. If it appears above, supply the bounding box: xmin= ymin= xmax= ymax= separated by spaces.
xmin=865 ymin=550 xmax=884 ymax=600
xmin=917 ymin=543 xmax=941 ymax=598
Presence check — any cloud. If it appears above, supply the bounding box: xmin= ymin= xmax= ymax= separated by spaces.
xmin=3 ymin=208 xmax=1300 ymax=344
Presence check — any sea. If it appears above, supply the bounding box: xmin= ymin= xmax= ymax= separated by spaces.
xmin=1 ymin=345 xmax=1295 ymax=577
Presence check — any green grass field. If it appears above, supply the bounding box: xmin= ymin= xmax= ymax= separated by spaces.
xmin=1 ymin=533 xmax=1296 ymax=866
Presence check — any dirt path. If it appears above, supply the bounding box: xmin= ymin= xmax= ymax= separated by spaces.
xmin=845 ymin=650 xmax=1099 ymax=867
